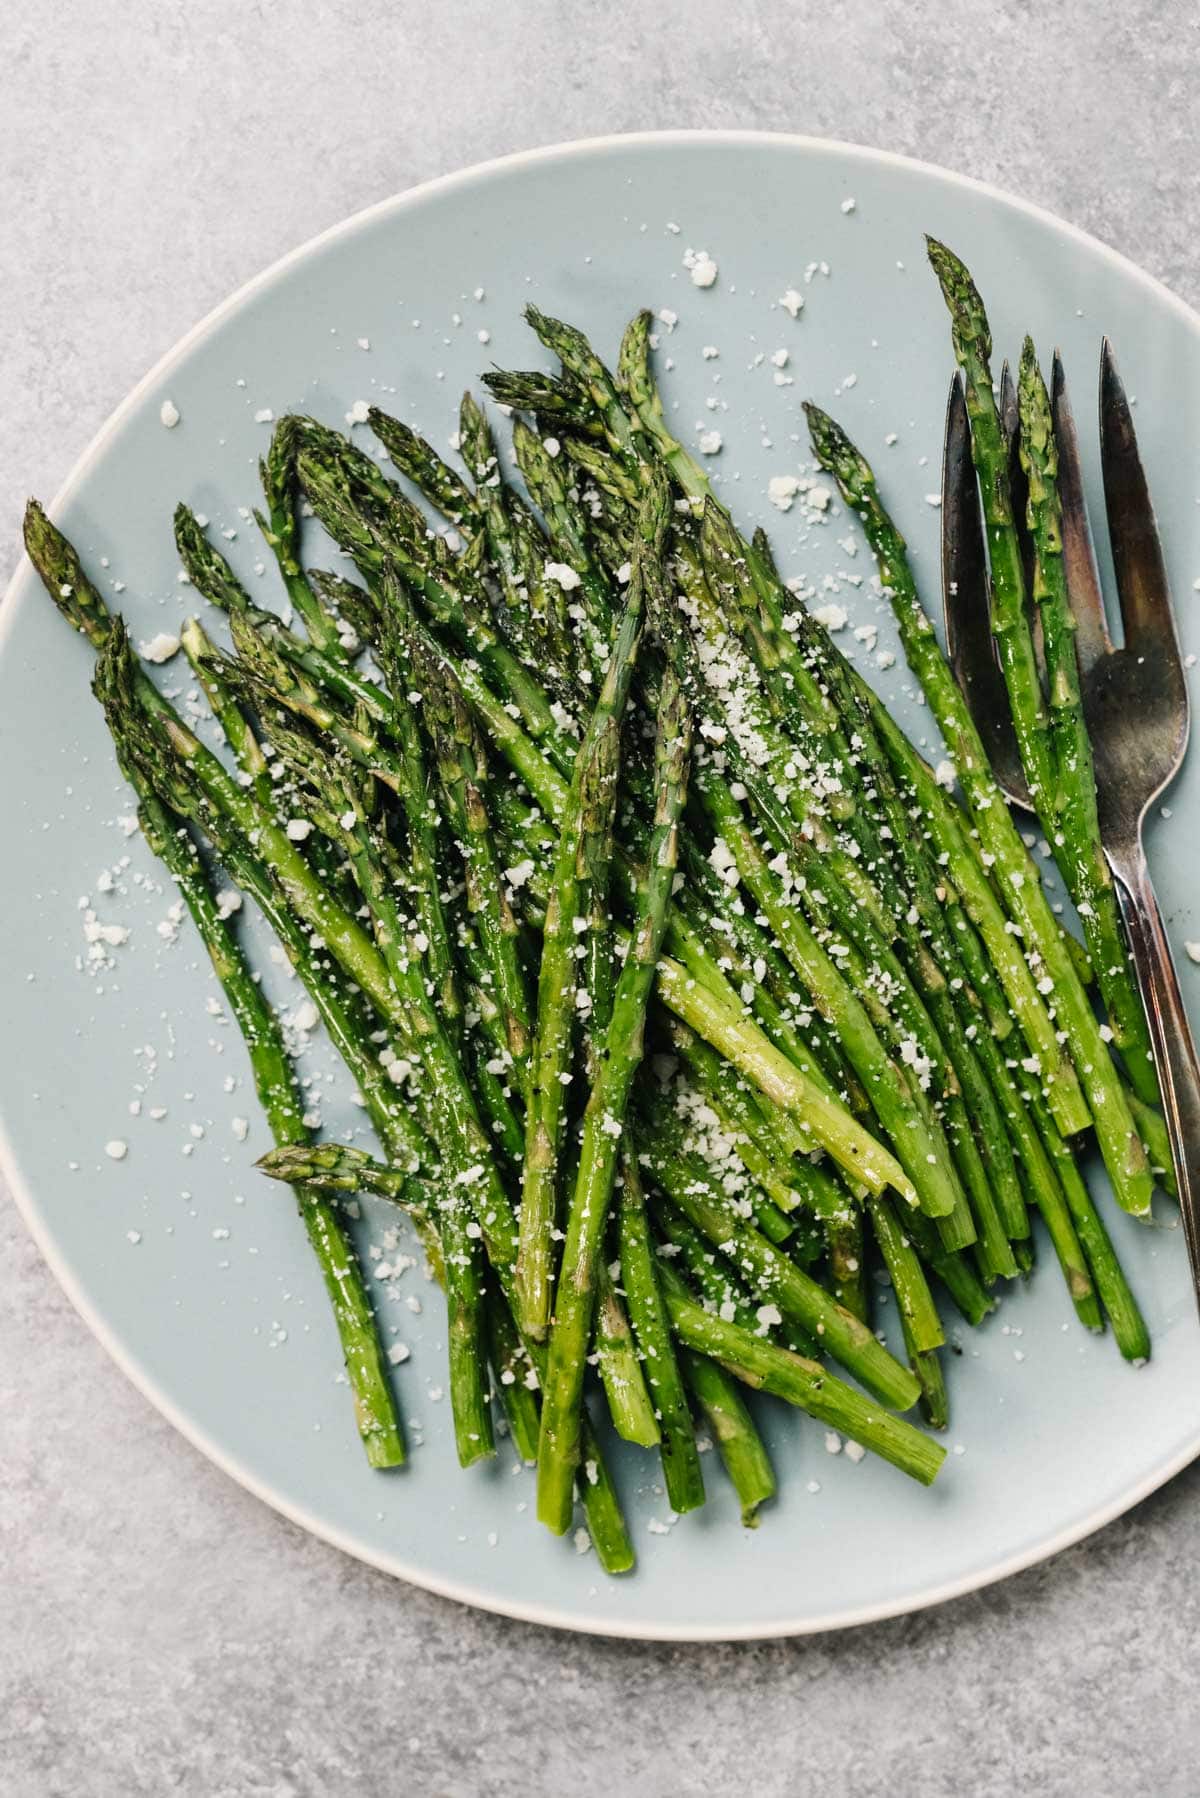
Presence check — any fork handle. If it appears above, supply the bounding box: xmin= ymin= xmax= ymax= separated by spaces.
xmin=1111 ymin=841 xmax=1200 ymax=1283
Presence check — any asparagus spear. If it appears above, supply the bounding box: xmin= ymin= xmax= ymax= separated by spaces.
xmin=509 ymin=413 xmax=616 ymax=652
xmin=804 ymin=404 xmax=1154 ymax=1219
xmin=925 ymin=239 xmax=1057 ymax=814
xmin=485 ymin=1284 xmax=541 ymax=1463
xmin=254 ymin=1145 xmax=635 ymax=1566
xmin=1021 ymin=1076 xmax=1148 ymax=1357
xmin=536 ymin=644 xmax=693 ymax=1534
xmin=655 ymin=1264 xmax=945 ymax=1486
xmin=514 ymin=499 xmax=654 ymax=1337
xmin=367 ymin=405 xmax=478 ymax=533
xmin=636 ymin=1124 xmax=920 ymax=1409
xmin=106 ymin=771 xmax=406 ymax=1469
xmin=617 ymin=1158 xmax=706 ymax=1515
xmin=294 ymin=438 xmax=558 ymax=743
xmin=594 ymin=1259 xmax=662 ymax=1446
xmin=677 ymin=1347 xmax=776 ymax=1526
xmin=825 ymin=1209 xmax=869 ymax=1323
xmin=254 ymin=415 xmax=344 ymax=657
xmin=345 ymin=571 xmax=462 ymax=1026
xmin=698 ymin=776 xmax=966 ymax=1222
xmin=1016 ymin=339 xmax=1158 ymax=1104
xmin=458 ymin=391 xmax=573 ymax=675
xmin=868 ymin=1195 xmax=947 ymax=1424
xmin=411 ymin=633 xmax=531 ymax=1090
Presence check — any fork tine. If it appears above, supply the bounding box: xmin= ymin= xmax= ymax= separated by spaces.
xmin=1099 ymin=337 xmax=1181 ymax=667
xmin=1051 ymin=350 xmax=1113 ymax=674
xmin=999 ymin=358 xmax=1019 ymax=441
xmin=941 ymin=374 xmax=1030 ymax=802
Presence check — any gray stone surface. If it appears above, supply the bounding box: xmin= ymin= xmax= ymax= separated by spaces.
xmin=3 ymin=3 xmax=1199 ymax=1792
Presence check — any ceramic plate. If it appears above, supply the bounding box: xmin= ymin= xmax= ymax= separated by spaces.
xmin=4 ymin=132 xmax=1199 ymax=1641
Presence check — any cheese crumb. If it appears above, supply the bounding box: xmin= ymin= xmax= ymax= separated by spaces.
xmin=544 ymin=561 xmax=582 ymax=591
xmin=684 ymin=247 xmax=718 ymax=288
xmin=139 ymin=632 xmax=181 ymax=664
xmin=159 ymin=399 xmax=180 ymax=429
xmin=105 ymin=1139 xmax=128 ymax=1161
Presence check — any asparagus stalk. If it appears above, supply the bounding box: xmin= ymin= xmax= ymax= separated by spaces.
xmin=254 ymin=415 xmax=344 ymax=656
xmin=656 ymin=1264 xmax=945 ymax=1486
xmin=698 ymin=775 xmax=965 ymax=1222
xmin=1021 ymin=1077 xmax=1148 ymax=1356
xmin=458 ymin=391 xmax=572 ymax=674
xmin=367 ymin=405 xmax=478 ymax=533
xmin=618 ymin=1158 xmax=706 ymax=1515
xmin=678 ymin=1347 xmax=776 ymax=1526
xmin=925 ymin=239 xmax=1057 ymax=814
xmin=825 ymin=1209 xmax=869 ymax=1323
xmin=510 ymin=413 xmax=616 ymax=654
xmin=353 ymin=572 xmax=462 ymax=1026
xmin=294 ymin=438 xmax=558 ymax=743
xmin=412 ymin=633 xmax=531 ymax=1088
xmin=256 ymin=1145 xmax=636 ymax=1568
xmin=515 ymin=526 xmax=652 ymax=1338
xmin=1016 ymin=339 xmax=1158 ymax=1104
xmin=594 ymin=1260 xmax=662 ymax=1446
xmin=485 ymin=1285 xmax=541 ymax=1462
xmin=804 ymin=404 xmax=1154 ymax=1218
xmin=536 ymin=648 xmax=693 ymax=1534
xmin=124 ymin=785 xmax=405 ymax=1468
xmin=635 ymin=1108 xmax=921 ymax=1411
xmin=868 ymin=1195 xmax=945 ymax=1360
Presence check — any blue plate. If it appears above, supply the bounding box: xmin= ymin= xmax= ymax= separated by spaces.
xmin=4 ymin=132 xmax=1199 ymax=1640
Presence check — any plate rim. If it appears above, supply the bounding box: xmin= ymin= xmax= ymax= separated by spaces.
xmin=4 ymin=126 xmax=1199 ymax=1643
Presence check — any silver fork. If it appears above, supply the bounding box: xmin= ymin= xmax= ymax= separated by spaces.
xmin=941 ymin=349 xmax=1200 ymax=1280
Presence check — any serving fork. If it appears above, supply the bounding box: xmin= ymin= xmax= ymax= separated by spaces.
xmin=941 ymin=347 xmax=1200 ymax=1284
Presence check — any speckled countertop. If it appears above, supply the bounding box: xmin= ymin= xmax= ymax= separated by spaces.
xmin=4 ymin=5 xmax=1200 ymax=1793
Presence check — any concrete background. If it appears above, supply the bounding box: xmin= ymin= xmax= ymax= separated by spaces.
xmin=3 ymin=4 xmax=1199 ymax=1793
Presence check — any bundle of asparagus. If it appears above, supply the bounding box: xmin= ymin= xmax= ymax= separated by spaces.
xmin=22 ymin=238 xmax=1165 ymax=1572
